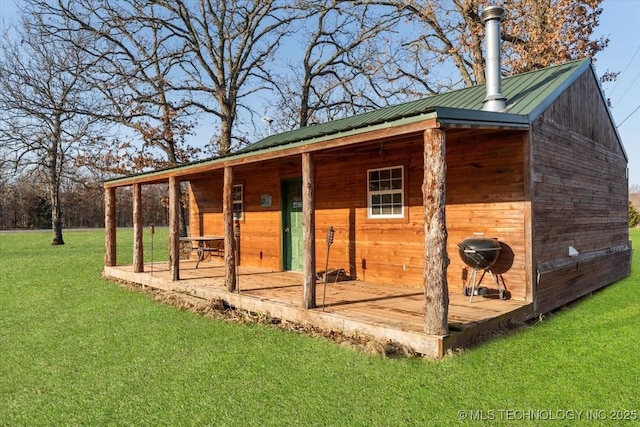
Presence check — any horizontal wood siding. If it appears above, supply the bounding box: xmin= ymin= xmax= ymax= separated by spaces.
xmin=314 ymin=139 xmax=424 ymax=288
xmin=446 ymin=131 xmax=527 ymax=300
xmin=536 ymin=250 xmax=631 ymax=314
xmin=188 ymin=131 xmax=528 ymax=300
xmin=190 ymin=162 xmax=299 ymax=270
xmin=531 ymin=71 xmax=630 ymax=313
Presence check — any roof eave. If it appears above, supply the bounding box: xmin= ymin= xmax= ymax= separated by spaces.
xmin=104 ymin=111 xmax=439 ymax=187
xmin=104 ymin=107 xmax=531 ymax=188
xmin=434 ymin=106 xmax=530 ymax=129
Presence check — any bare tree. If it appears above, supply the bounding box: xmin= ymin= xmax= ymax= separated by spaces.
xmin=0 ymin=14 xmax=105 ymax=244
xmin=38 ymin=0 xmax=302 ymax=157
xmin=149 ymin=0 xmax=298 ymax=155
xmin=33 ymin=0 xmax=199 ymax=173
xmin=267 ymin=0 xmax=401 ymax=130
xmin=32 ymin=0 xmax=209 ymax=236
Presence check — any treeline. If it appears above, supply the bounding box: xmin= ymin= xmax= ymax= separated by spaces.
xmin=0 ymin=174 xmax=172 ymax=230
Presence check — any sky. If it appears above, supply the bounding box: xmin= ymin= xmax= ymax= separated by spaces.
xmin=596 ymin=0 xmax=640 ymax=187
xmin=1 ymin=0 xmax=639 ymax=186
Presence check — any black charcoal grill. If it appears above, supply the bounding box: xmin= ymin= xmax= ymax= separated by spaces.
xmin=457 ymin=237 xmax=507 ymax=302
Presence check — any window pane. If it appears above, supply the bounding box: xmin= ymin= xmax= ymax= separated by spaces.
xmin=232 ymin=185 xmax=243 ymax=219
xmin=233 ymin=205 xmax=242 ymax=220
xmin=367 ymin=166 xmax=404 ymax=218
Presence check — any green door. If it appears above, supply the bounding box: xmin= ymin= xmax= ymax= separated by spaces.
xmin=282 ymin=178 xmax=303 ymax=271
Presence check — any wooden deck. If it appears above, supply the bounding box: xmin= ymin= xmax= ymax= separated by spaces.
xmin=103 ymin=258 xmax=534 ymax=358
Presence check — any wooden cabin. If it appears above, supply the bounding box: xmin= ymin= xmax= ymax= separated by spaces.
xmin=104 ymin=58 xmax=631 ymax=341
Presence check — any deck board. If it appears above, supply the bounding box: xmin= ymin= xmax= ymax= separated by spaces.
xmin=104 ymin=258 xmax=533 ymax=358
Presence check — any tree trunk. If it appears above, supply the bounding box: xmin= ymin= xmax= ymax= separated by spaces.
xmin=50 ymin=185 xmax=64 ymax=245
xmin=422 ymin=128 xmax=449 ymax=335
xmin=47 ymin=136 xmax=64 ymax=245
xmin=165 ymin=143 xmax=189 ymax=237
xmin=218 ymin=102 xmax=234 ymax=155
xmin=179 ymin=202 xmax=188 ymax=237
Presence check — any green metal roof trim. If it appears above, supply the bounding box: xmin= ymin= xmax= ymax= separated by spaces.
xmin=237 ymin=58 xmax=591 ymax=155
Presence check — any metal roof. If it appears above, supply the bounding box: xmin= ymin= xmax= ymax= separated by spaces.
xmin=238 ymin=58 xmax=591 ymax=155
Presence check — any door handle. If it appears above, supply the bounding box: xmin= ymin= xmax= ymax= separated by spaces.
xmin=284 ymin=227 xmax=290 ymax=233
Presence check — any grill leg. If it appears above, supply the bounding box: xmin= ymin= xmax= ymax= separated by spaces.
xmin=469 ymin=267 xmax=479 ymax=303
xmin=487 ymin=269 xmax=507 ymax=299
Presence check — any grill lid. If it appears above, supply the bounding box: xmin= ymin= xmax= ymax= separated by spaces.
xmin=458 ymin=237 xmax=501 ymax=269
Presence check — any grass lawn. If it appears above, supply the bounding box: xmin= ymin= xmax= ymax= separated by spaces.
xmin=1 ymin=228 xmax=639 ymax=426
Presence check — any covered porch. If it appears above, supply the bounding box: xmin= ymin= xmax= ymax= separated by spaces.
xmin=104 ymin=258 xmax=533 ymax=358
xmin=103 ymin=117 xmax=535 ymax=358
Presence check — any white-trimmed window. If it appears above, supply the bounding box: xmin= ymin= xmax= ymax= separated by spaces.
xmin=233 ymin=184 xmax=243 ymax=220
xmin=367 ymin=166 xmax=404 ymax=218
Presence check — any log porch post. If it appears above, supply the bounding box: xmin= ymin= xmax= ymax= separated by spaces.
xmin=302 ymin=152 xmax=316 ymax=308
xmin=104 ymin=187 xmax=116 ymax=267
xmin=168 ymin=177 xmax=180 ymax=281
xmin=133 ymin=183 xmax=144 ymax=273
xmin=422 ymin=128 xmax=449 ymax=335
xmin=223 ymin=166 xmax=237 ymax=291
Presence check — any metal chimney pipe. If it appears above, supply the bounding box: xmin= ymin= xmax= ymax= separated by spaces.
xmin=482 ymin=5 xmax=507 ymax=112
